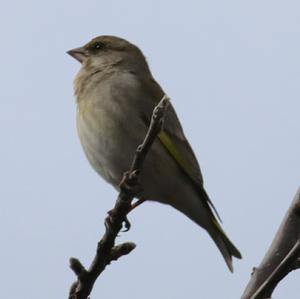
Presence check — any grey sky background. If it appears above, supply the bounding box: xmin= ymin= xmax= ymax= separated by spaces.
xmin=1 ymin=1 xmax=300 ymax=298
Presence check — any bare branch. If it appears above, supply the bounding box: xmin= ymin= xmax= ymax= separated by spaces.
xmin=68 ymin=95 xmax=170 ymax=299
xmin=292 ymin=257 xmax=300 ymax=271
xmin=241 ymin=187 xmax=300 ymax=299
xmin=249 ymin=240 xmax=300 ymax=299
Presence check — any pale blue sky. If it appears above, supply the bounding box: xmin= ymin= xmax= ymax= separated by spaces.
xmin=1 ymin=1 xmax=300 ymax=298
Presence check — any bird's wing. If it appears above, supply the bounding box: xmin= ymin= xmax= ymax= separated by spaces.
xmin=139 ymin=77 xmax=204 ymax=187
xmin=138 ymin=77 xmax=221 ymax=220
xmin=159 ymin=105 xmax=204 ymax=186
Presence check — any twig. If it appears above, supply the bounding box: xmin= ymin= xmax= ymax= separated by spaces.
xmin=68 ymin=95 xmax=170 ymax=299
xmin=241 ymin=187 xmax=300 ymax=299
xmin=249 ymin=240 xmax=300 ymax=299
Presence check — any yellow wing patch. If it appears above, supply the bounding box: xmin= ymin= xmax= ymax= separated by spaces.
xmin=158 ymin=130 xmax=222 ymax=222
xmin=158 ymin=130 xmax=200 ymax=186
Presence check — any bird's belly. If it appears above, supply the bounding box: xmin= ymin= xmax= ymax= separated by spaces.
xmin=77 ymin=103 xmax=145 ymax=187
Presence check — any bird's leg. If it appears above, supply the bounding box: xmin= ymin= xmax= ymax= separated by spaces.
xmin=130 ymin=198 xmax=146 ymax=212
xmin=114 ymin=170 xmax=145 ymax=232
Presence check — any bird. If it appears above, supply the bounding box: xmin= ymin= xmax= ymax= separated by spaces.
xmin=67 ymin=35 xmax=242 ymax=271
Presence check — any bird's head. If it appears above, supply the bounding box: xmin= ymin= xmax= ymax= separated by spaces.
xmin=67 ymin=35 xmax=149 ymax=74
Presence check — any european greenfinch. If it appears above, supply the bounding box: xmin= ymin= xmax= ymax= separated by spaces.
xmin=68 ymin=36 xmax=241 ymax=271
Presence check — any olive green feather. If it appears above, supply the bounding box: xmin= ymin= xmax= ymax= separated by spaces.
xmin=158 ymin=129 xmax=222 ymax=222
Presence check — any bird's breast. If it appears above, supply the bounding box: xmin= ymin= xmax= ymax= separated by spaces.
xmin=76 ymin=77 xmax=147 ymax=186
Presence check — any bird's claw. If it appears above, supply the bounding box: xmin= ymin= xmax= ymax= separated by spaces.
xmin=106 ymin=210 xmax=131 ymax=232
xmin=119 ymin=170 xmax=143 ymax=195
xmin=121 ymin=216 xmax=131 ymax=232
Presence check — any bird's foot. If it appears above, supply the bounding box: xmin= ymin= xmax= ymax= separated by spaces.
xmin=122 ymin=216 xmax=131 ymax=232
xmin=106 ymin=209 xmax=132 ymax=232
xmin=129 ymin=198 xmax=146 ymax=213
xmin=119 ymin=170 xmax=138 ymax=189
xmin=119 ymin=170 xmax=143 ymax=196
xmin=119 ymin=199 xmax=146 ymax=232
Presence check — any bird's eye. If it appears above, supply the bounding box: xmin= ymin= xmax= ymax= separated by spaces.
xmin=93 ymin=42 xmax=104 ymax=50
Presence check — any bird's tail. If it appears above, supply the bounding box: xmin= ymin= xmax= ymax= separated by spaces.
xmin=208 ymin=217 xmax=242 ymax=272
xmin=169 ymin=186 xmax=242 ymax=271
xmin=197 ymin=188 xmax=242 ymax=272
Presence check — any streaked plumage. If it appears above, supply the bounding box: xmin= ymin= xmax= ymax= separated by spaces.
xmin=68 ymin=35 xmax=242 ymax=271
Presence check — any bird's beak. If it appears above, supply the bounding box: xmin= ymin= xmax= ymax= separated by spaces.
xmin=67 ymin=47 xmax=88 ymax=63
